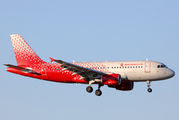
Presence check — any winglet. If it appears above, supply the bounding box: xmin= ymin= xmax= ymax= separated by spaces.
xmin=49 ymin=57 xmax=55 ymax=63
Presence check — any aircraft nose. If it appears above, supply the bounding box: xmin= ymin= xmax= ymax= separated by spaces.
xmin=169 ymin=69 xmax=175 ymax=78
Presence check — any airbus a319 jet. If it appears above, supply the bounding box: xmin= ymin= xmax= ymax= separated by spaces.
xmin=4 ymin=34 xmax=175 ymax=96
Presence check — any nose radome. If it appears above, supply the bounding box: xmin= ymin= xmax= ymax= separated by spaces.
xmin=169 ymin=69 xmax=175 ymax=78
xmin=172 ymin=70 xmax=175 ymax=77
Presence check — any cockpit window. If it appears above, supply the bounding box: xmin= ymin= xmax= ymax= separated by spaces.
xmin=163 ymin=65 xmax=168 ymax=68
xmin=157 ymin=64 xmax=168 ymax=68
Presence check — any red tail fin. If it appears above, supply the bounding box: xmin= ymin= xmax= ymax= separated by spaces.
xmin=10 ymin=34 xmax=46 ymax=66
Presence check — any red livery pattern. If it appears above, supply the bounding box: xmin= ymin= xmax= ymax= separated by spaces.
xmin=11 ymin=34 xmax=45 ymax=65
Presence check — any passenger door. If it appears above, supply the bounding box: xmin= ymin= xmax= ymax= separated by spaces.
xmin=145 ymin=62 xmax=151 ymax=73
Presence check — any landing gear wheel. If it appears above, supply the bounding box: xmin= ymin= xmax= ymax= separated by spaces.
xmin=95 ymin=89 xmax=102 ymax=96
xmin=147 ymin=81 xmax=152 ymax=93
xmin=86 ymin=86 xmax=93 ymax=93
xmin=147 ymin=88 xmax=152 ymax=93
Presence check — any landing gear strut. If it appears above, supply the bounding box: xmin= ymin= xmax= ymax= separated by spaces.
xmin=147 ymin=81 xmax=152 ymax=93
xmin=86 ymin=80 xmax=103 ymax=96
xmin=86 ymin=80 xmax=94 ymax=93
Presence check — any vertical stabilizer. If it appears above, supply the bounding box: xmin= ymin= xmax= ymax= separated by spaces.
xmin=10 ymin=34 xmax=46 ymax=66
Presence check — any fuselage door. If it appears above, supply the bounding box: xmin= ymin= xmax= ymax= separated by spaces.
xmin=145 ymin=62 xmax=151 ymax=73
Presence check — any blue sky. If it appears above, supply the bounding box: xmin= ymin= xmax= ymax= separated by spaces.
xmin=0 ymin=0 xmax=179 ymax=120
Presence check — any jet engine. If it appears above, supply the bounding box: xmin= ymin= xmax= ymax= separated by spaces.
xmin=102 ymin=74 xmax=121 ymax=85
xmin=115 ymin=81 xmax=134 ymax=91
xmin=108 ymin=81 xmax=134 ymax=91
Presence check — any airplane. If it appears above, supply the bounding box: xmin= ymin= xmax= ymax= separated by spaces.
xmin=4 ymin=34 xmax=175 ymax=96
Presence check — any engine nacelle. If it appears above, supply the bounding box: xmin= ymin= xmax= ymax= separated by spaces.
xmin=115 ymin=81 xmax=134 ymax=91
xmin=102 ymin=74 xmax=121 ymax=85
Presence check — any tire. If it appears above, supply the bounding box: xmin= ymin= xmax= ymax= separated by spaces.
xmin=147 ymin=88 xmax=152 ymax=93
xmin=86 ymin=86 xmax=93 ymax=93
xmin=95 ymin=89 xmax=102 ymax=96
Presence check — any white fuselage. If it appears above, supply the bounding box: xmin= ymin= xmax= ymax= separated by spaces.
xmin=76 ymin=60 xmax=175 ymax=82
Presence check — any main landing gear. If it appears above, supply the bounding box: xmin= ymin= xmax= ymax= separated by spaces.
xmin=86 ymin=83 xmax=103 ymax=96
xmin=147 ymin=80 xmax=152 ymax=93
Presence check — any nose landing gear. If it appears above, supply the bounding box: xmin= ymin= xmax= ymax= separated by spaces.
xmin=147 ymin=88 xmax=152 ymax=93
xmin=147 ymin=81 xmax=152 ymax=93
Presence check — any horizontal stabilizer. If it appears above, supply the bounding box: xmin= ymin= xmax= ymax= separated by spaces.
xmin=4 ymin=64 xmax=41 ymax=75
xmin=4 ymin=64 xmax=27 ymax=70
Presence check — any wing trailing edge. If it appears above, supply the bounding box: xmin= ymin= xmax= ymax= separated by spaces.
xmin=54 ymin=59 xmax=104 ymax=80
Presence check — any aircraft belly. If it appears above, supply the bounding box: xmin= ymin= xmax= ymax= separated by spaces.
xmin=127 ymin=71 xmax=156 ymax=81
xmin=127 ymin=72 xmax=138 ymax=80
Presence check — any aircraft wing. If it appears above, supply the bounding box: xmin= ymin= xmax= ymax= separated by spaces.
xmin=4 ymin=64 xmax=41 ymax=75
xmin=54 ymin=59 xmax=105 ymax=80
